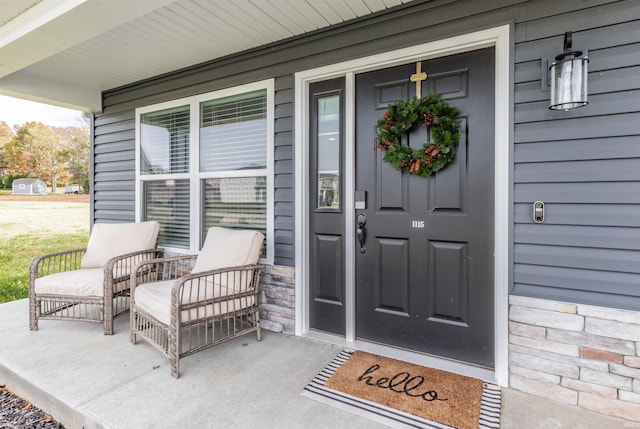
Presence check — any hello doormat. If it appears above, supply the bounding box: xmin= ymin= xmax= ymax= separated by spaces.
xmin=302 ymin=350 xmax=501 ymax=429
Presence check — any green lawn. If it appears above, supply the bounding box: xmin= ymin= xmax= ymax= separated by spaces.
xmin=0 ymin=232 xmax=89 ymax=303
xmin=0 ymin=197 xmax=90 ymax=303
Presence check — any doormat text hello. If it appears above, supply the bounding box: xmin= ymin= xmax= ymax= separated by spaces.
xmin=357 ymin=363 xmax=449 ymax=402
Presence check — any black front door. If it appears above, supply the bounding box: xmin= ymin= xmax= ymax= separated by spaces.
xmin=354 ymin=48 xmax=496 ymax=367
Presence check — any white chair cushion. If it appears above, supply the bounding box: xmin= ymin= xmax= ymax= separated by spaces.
xmin=191 ymin=227 xmax=263 ymax=274
xmin=34 ymin=269 xmax=105 ymax=297
xmin=81 ymin=221 xmax=160 ymax=269
xmin=134 ymin=280 xmax=254 ymax=325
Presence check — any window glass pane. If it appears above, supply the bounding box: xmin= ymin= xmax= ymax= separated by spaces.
xmin=200 ymin=90 xmax=267 ymax=172
xmin=140 ymin=106 xmax=190 ymax=174
xmin=143 ymin=179 xmax=190 ymax=248
xmin=317 ymin=95 xmax=340 ymax=209
xmin=202 ymin=177 xmax=266 ymax=256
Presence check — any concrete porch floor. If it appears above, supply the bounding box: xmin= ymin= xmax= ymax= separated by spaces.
xmin=0 ymin=299 xmax=632 ymax=429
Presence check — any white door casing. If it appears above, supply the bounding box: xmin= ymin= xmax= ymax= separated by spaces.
xmin=294 ymin=25 xmax=511 ymax=386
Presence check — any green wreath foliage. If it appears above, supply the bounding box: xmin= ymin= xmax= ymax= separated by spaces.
xmin=375 ymin=93 xmax=460 ymax=176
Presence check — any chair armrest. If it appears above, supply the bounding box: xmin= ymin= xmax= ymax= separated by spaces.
xmin=29 ymin=248 xmax=87 ymax=280
xmin=130 ymin=254 xmax=198 ymax=294
xmin=173 ymin=264 xmax=266 ymax=306
xmin=105 ymin=248 xmax=165 ymax=279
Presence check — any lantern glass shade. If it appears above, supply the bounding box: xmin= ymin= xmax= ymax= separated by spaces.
xmin=549 ymin=56 xmax=589 ymax=110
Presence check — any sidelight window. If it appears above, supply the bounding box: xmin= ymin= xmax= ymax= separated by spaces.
xmin=315 ymin=94 xmax=341 ymax=210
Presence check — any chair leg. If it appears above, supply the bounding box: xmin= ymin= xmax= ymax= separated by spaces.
xmin=255 ymin=310 xmax=261 ymax=342
xmin=103 ymin=295 xmax=114 ymax=335
xmin=129 ymin=311 xmax=137 ymax=344
xmin=171 ymin=359 xmax=179 ymax=378
xmin=169 ymin=322 xmax=180 ymax=378
xmin=29 ymin=296 xmax=38 ymax=331
xmin=104 ymin=320 xmax=114 ymax=335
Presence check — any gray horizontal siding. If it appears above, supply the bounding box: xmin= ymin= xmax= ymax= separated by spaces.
xmin=92 ymin=0 xmax=640 ymax=309
xmin=514 ymin=182 xmax=639 ymax=203
xmin=515 ymin=244 xmax=640 ymax=273
xmin=516 ymin=159 xmax=640 ymax=183
xmin=515 ymin=224 xmax=640 ymax=250
xmin=512 ymin=0 xmax=640 ymax=309
xmin=515 ymin=136 xmax=639 ymax=163
xmin=515 ymin=113 xmax=639 ymax=143
xmin=92 ymin=112 xmax=137 ymax=224
xmin=273 ymin=76 xmax=294 ymax=265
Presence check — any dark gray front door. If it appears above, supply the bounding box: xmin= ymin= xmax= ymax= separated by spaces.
xmin=355 ymin=48 xmax=496 ymax=367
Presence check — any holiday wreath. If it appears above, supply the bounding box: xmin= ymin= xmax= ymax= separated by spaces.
xmin=375 ymin=93 xmax=460 ymax=176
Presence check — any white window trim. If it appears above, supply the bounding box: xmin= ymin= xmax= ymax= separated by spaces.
xmin=135 ymin=79 xmax=275 ymax=264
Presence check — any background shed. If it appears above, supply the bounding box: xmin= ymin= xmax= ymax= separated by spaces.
xmin=12 ymin=179 xmax=47 ymax=195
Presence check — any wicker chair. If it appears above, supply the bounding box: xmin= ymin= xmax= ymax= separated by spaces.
xmin=130 ymin=227 xmax=265 ymax=378
xmin=29 ymin=221 xmax=162 ymax=335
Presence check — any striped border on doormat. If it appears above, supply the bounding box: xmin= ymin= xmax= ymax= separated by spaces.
xmin=301 ymin=350 xmax=501 ymax=429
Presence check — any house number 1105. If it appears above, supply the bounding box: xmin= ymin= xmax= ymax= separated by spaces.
xmin=412 ymin=221 xmax=425 ymax=228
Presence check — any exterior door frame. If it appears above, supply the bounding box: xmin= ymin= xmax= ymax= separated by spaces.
xmin=294 ymin=25 xmax=511 ymax=386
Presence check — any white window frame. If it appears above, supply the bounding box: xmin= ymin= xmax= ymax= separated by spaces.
xmin=135 ymin=79 xmax=275 ymax=263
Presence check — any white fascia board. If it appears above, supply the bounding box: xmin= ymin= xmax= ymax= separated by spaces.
xmin=0 ymin=68 xmax=101 ymax=112
xmin=0 ymin=0 xmax=88 ymax=47
xmin=0 ymin=0 xmax=175 ymax=78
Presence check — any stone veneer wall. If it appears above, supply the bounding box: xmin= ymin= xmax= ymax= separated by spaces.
xmin=258 ymin=265 xmax=295 ymax=335
xmin=509 ymin=295 xmax=640 ymax=422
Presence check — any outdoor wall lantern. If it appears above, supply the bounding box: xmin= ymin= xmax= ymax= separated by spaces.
xmin=549 ymin=31 xmax=589 ymax=110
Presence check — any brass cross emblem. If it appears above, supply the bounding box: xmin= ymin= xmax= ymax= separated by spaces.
xmin=410 ymin=61 xmax=428 ymax=98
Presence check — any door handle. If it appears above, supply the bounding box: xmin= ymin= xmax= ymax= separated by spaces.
xmin=356 ymin=213 xmax=367 ymax=254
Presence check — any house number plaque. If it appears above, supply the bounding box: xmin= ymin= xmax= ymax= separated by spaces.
xmin=412 ymin=220 xmax=425 ymax=228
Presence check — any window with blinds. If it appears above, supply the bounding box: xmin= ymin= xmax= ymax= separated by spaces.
xmin=142 ymin=179 xmax=190 ymax=248
xmin=136 ymin=82 xmax=272 ymax=258
xmin=202 ymin=177 xmax=267 ymax=255
xmin=140 ymin=105 xmax=190 ymax=174
xmin=200 ymin=90 xmax=267 ymax=172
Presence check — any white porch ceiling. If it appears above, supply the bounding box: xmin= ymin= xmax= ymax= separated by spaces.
xmin=0 ymin=0 xmax=414 ymax=112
